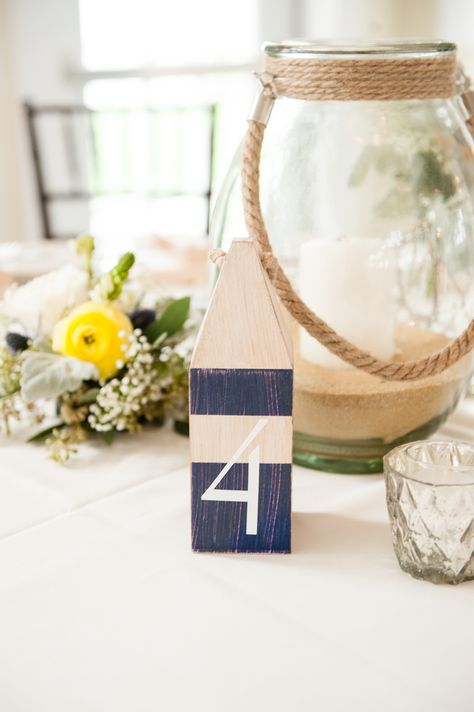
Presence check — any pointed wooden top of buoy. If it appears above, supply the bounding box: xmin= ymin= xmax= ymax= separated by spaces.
xmin=191 ymin=239 xmax=292 ymax=369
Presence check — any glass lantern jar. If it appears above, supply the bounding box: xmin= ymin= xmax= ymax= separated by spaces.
xmin=210 ymin=40 xmax=474 ymax=473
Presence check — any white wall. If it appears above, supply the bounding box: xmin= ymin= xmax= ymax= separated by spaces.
xmin=258 ymin=0 xmax=303 ymax=45
xmin=300 ymin=0 xmax=474 ymax=60
xmin=301 ymin=0 xmax=437 ymax=40
xmin=8 ymin=0 xmax=82 ymax=103
xmin=0 ymin=0 xmax=24 ymax=242
xmin=300 ymin=0 xmax=474 ymax=81
xmin=6 ymin=0 xmax=82 ymax=242
xmin=437 ymin=0 xmax=474 ymax=74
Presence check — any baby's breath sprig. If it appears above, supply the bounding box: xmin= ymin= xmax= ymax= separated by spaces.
xmin=0 ymin=345 xmax=21 ymax=397
xmin=0 ymin=395 xmax=20 ymax=435
xmin=88 ymin=329 xmax=163 ymax=433
xmin=0 ymin=345 xmax=22 ymax=434
xmin=46 ymin=425 xmax=87 ymax=464
xmin=58 ymin=386 xmax=94 ymax=426
xmin=155 ymin=346 xmax=190 ymax=422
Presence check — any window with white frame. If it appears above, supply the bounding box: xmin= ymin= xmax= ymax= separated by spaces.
xmin=78 ymin=0 xmax=260 ymax=246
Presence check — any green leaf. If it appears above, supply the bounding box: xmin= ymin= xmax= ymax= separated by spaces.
xmin=150 ymin=332 xmax=168 ymax=350
xmin=145 ymin=296 xmax=190 ymax=343
xmin=411 ymin=149 xmax=456 ymax=202
xmin=27 ymin=421 xmax=65 ymax=442
xmin=174 ymin=420 xmax=189 ymax=436
xmin=100 ymin=430 xmax=115 ymax=445
xmin=21 ymin=352 xmax=99 ymax=401
xmin=77 ymin=388 xmax=100 ymax=405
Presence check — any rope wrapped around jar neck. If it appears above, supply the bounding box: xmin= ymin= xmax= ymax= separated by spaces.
xmin=263 ymin=52 xmax=457 ymax=101
xmin=234 ymin=48 xmax=474 ymax=381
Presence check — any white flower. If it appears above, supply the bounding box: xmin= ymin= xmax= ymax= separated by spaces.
xmin=89 ymin=273 xmax=114 ymax=303
xmin=0 ymin=265 xmax=88 ymax=337
xmin=114 ymin=269 xmax=160 ymax=312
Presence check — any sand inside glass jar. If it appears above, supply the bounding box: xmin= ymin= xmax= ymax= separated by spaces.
xmin=293 ymin=322 xmax=473 ymax=442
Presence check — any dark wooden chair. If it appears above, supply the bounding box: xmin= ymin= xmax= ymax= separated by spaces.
xmin=24 ymin=102 xmax=217 ymax=240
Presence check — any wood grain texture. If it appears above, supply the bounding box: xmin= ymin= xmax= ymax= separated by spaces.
xmin=192 ymin=463 xmax=291 ymax=553
xmin=190 ymin=239 xmax=293 ymax=554
xmin=190 ymin=415 xmax=292 ymax=464
xmin=190 ymin=239 xmax=293 ymax=370
xmin=190 ymin=368 xmax=292 ymax=416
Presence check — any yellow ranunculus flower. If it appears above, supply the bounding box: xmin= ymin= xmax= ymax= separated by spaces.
xmin=52 ymin=301 xmax=133 ymax=379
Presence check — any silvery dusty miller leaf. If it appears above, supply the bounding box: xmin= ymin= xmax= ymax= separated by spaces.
xmin=21 ymin=351 xmax=99 ymax=401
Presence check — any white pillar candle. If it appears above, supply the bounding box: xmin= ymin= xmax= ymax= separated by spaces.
xmin=299 ymin=237 xmax=396 ymax=369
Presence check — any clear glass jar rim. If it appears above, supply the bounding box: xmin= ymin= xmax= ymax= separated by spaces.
xmin=264 ymin=39 xmax=457 ymax=60
xmin=384 ymin=440 xmax=474 ymax=487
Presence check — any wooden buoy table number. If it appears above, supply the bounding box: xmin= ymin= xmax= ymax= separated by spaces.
xmin=190 ymin=239 xmax=293 ymax=553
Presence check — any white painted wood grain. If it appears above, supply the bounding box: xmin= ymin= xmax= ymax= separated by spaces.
xmin=190 ymin=415 xmax=293 ymax=464
xmin=191 ymin=239 xmax=293 ymax=369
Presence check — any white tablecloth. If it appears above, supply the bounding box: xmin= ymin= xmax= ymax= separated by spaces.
xmin=1 ymin=400 xmax=473 ymax=712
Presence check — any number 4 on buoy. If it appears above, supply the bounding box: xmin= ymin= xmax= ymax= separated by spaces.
xmin=189 ymin=239 xmax=293 ymax=553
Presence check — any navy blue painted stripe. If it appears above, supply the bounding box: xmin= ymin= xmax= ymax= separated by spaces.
xmin=190 ymin=368 xmax=292 ymax=416
xmin=192 ymin=462 xmax=291 ymax=553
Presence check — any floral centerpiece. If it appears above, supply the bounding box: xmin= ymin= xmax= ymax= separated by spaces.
xmin=0 ymin=236 xmax=195 ymax=461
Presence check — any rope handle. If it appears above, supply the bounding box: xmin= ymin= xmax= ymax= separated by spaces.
xmin=235 ymin=72 xmax=474 ymax=382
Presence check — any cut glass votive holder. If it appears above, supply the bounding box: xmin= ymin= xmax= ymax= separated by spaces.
xmin=384 ymin=440 xmax=474 ymax=584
